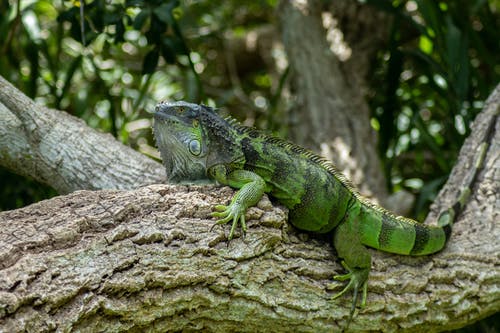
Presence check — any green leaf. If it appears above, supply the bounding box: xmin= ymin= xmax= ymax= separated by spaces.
xmin=56 ymin=55 xmax=83 ymax=109
xmin=115 ymin=19 xmax=125 ymax=43
xmin=414 ymin=176 xmax=447 ymax=218
xmin=415 ymin=0 xmax=440 ymax=34
xmin=126 ymin=0 xmax=144 ymax=7
xmin=413 ymin=113 xmax=448 ymax=172
xmin=142 ymin=48 xmax=160 ymax=74
xmin=419 ymin=35 xmax=433 ymax=54
xmin=471 ymin=0 xmax=488 ymax=14
xmin=161 ymin=38 xmax=177 ymax=64
xmin=153 ymin=2 xmax=177 ymax=25
xmin=445 ymin=17 xmax=469 ymax=102
xmin=404 ymin=49 xmax=446 ymax=79
xmin=133 ymin=8 xmax=150 ymax=30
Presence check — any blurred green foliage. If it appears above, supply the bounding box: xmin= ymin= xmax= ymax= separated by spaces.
xmin=1 ymin=0 xmax=499 ymax=215
xmin=367 ymin=0 xmax=499 ymax=220
xmin=0 ymin=0 xmax=499 ymax=329
xmin=0 ymin=0 xmax=498 ymax=215
xmin=0 ymin=0 xmax=278 ymax=210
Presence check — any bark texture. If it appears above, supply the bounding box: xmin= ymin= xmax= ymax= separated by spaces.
xmin=0 ymin=85 xmax=498 ymax=332
xmin=279 ymin=0 xmax=391 ymax=200
xmin=0 ymin=75 xmax=164 ymax=194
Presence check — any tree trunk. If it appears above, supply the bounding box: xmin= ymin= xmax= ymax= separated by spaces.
xmin=1 ymin=84 xmax=498 ymax=332
xmin=0 ymin=75 xmax=164 ymax=194
xmin=279 ymin=0 xmax=391 ymax=201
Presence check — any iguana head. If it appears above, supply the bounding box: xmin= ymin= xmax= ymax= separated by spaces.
xmin=154 ymin=100 xmax=246 ymax=183
xmin=153 ymin=101 xmax=209 ymax=182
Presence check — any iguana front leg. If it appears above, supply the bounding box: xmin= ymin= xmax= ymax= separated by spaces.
xmin=209 ymin=165 xmax=266 ymax=240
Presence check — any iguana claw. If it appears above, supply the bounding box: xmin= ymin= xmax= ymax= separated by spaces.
xmin=332 ymin=261 xmax=369 ymax=331
xmin=211 ymin=203 xmax=247 ymax=240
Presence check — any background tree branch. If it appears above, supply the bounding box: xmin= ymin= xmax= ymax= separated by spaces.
xmin=0 ymin=84 xmax=498 ymax=332
xmin=0 ymin=75 xmax=164 ymax=194
xmin=279 ymin=0 xmax=391 ymax=201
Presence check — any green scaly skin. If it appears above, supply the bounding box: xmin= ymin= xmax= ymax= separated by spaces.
xmin=153 ymin=101 xmax=497 ymax=328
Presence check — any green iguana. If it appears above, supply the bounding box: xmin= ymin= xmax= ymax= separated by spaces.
xmin=153 ymin=101 xmax=496 ymax=328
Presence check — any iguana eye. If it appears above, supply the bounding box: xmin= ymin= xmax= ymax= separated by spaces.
xmin=188 ymin=139 xmax=202 ymax=156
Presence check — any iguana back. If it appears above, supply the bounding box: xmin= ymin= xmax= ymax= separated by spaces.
xmin=214 ymin=119 xmax=451 ymax=256
xmin=236 ymin=128 xmax=356 ymax=234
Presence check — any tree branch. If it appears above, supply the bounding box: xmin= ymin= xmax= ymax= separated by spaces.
xmin=0 ymin=84 xmax=498 ymax=331
xmin=0 ymin=75 xmax=164 ymax=194
xmin=279 ymin=0 xmax=392 ymax=201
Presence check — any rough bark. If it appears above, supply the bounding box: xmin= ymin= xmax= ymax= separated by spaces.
xmin=279 ymin=0 xmax=391 ymax=201
xmin=0 ymin=75 xmax=165 ymax=194
xmin=0 ymin=85 xmax=498 ymax=332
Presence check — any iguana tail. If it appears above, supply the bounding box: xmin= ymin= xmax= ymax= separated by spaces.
xmin=359 ymin=110 xmax=498 ymax=256
xmin=358 ymin=203 xmax=450 ymax=255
